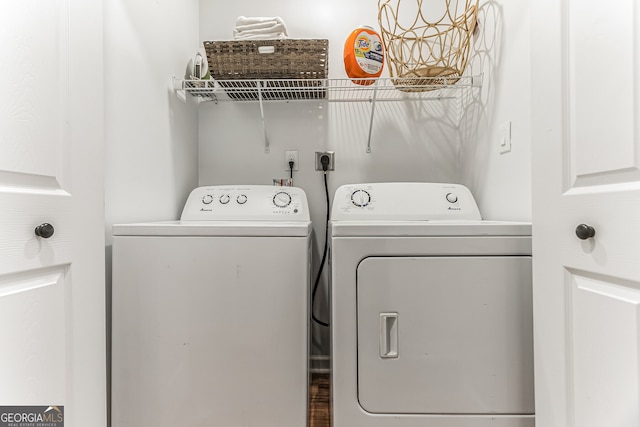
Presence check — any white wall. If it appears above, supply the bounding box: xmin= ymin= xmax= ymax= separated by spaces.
xmin=105 ymin=0 xmax=200 ymax=237
xmin=459 ymin=0 xmax=532 ymax=221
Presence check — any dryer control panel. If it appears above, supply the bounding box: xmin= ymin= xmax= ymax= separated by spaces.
xmin=331 ymin=182 xmax=482 ymax=221
xmin=181 ymin=185 xmax=310 ymax=221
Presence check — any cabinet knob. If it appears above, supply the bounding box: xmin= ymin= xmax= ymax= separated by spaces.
xmin=575 ymin=224 xmax=595 ymax=240
xmin=35 ymin=223 xmax=55 ymax=239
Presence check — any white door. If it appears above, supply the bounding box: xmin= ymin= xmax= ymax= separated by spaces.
xmin=531 ymin=1 xmax=640 ymax=426
xmin=0 ymin=1 xmax=105 ymax=426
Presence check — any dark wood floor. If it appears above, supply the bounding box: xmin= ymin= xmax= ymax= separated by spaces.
xmin=309 ymin=373 xmax=331 ymax=427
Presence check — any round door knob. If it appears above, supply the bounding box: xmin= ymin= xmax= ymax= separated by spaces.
xmin=575 ymin=224 xmax=595 ymax=240
xmin=35 ymin=223 xmax=55 ymax=239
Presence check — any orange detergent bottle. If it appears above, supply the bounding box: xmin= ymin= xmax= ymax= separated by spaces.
xmin=343 ymin=26 xmax=385 ymax=85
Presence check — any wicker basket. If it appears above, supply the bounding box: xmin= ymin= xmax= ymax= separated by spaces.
xmin=203 ymin=39 xmax=329 ymax=100
xmin=378 ymin=0 xmax=478 ymax=91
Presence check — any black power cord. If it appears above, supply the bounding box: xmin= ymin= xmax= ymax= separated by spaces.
xmin=311 ymin=155 xmax=331 ymax=327
xmin=289 ymin=160 xmax=294 ymax=180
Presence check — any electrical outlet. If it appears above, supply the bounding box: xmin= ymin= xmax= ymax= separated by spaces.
xmin=315 ymin=151 xmax=335 ymax=171
xmin=285 ymin=150 xmax=299 ymax=171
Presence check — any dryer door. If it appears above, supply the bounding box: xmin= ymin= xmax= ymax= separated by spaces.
xmin=357 ymin=256 xmax=534 ymax=415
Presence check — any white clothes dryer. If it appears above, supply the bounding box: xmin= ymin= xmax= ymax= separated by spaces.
xmin=111 ymin=185 xmax=311 ymax=427
xmin=330 ymin=182 xmax=534 ymax=427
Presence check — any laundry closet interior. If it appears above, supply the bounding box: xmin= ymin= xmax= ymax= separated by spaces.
xmin=104 ymin=0 xmax=532 ymax=425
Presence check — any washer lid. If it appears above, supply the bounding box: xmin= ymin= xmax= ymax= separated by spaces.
xmin=331 ymin=220 xmax=532 ymax=237
xmin=112 ymin=221 xmax=312 ymax=237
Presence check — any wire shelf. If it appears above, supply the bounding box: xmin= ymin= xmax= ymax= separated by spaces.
xmin=175 ymin=75 xmax=482 ymax=103
xmin=174 ymin=75 xmax=482 ymax=153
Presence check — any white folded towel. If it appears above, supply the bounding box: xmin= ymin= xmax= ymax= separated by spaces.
xmin=234 ymin=23 xmax=288 ymax=38
xmin=233 ymin=16 xmax=289 ymax=40
xmin=236 ymin=16 xmax=284 ymax=26
xmin=234 ymin=32 xmax=288 ymax=41
xmin=235 ymin=21 xmax=283 ymax=32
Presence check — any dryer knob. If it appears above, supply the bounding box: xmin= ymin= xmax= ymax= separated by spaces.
xmin=202 ymin=194 xmax=214 ymax=204
xmin=219 ymin=194 xmax=231 ymax=204
xmin=351 ymin=189 xmax=371 ymax=207
xmin=237 ymin=194 xmax=248 ymax=204
xmin=446 ymin=193 xmax=458 ymax=203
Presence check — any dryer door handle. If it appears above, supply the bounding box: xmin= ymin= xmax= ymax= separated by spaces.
xmin=380 ymin=313 xmax=399 ymax=359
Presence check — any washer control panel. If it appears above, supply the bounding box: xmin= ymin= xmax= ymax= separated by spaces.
xmin=331 ymin=182 xmax=482 ymax=221
xmin=181 ymin=185 xmax=310 ymax=221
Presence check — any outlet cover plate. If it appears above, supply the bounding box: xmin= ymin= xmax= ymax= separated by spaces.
xmin=315 ymin=151 xmax=335 ymax=171
xmin=285 ymin=150 xmax=299 ymax=171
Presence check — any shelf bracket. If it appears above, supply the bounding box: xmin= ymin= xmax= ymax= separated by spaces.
xmin=257 ymin=81 xmax=270 ymax=153
xmin=172 ymin=77 xmax=187 ymax=103
xmin=366 ymin=81 xmax=379 ymax=154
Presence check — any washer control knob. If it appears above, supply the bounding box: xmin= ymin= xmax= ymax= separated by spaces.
xmin=219 ymin=194 xmax=230 ymax=204
xmin=273 ymin=191 xmax=292 ymax=208
xmin=237 ymin=194 xmax=248 ymax=205
xmin=446 ymin=193 xmax=458 ymax=203
xmin=351 ymin=189 xmax=371 ymax=207
xmin=202 ymin=194 xmax=214 ymax=205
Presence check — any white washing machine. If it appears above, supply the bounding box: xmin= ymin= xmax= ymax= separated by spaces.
xmin=111 ymin=185 xmax=311 ymax=427
xmin=330 ymin=182 xmax=534 ymax=427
